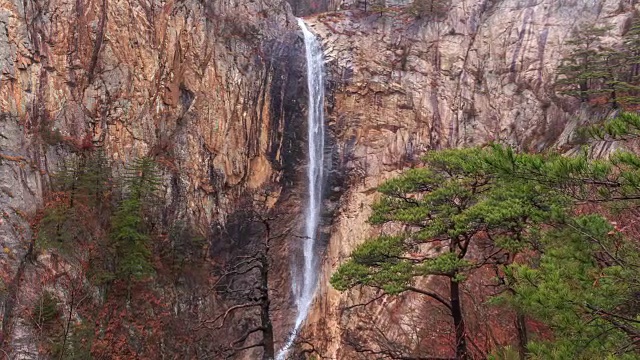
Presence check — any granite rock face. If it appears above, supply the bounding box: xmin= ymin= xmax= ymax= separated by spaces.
xmin=302 ymin=1 xmax=635 ymax=357
xmin=0 ymin=0 xmax=636 ymax=357
xmin=0 ymin=0 xmax=311 ymax=357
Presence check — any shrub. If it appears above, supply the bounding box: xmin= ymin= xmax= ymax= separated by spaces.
xmin=407 ymin=0 xmax=450 ymax=19
xmin=32 ymin=291 xmax=60 ymax=329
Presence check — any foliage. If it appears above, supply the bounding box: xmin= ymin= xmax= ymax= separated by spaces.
xmin=556 ymin=24 xmax=611 ymax=103
xmin=39 ymin=153 xmax=165 ymax=285
xmin=37 ymin=151 xmax=112 ymax=256
xmin=109 ymin=157 xmax=161 ymax=282
xmin=483 ymin=141 xmax=640 ymax=203
xmin=90 ymin=281 xmax=171 ymax=359
xmin=39 ymin=121 xmax=65 ymax=146
xmin=331 ymin=147 xmax=562 ymax=295
xmin=488 ymin=345 xmax=521 ymax=360
xmin=406 ymin=0 xmax=450 ymax=19
xmin=53 ymin=150 xmax=112 ymax=207
xmin=51 ymin=320 xmax=94 ymax=360
xmin=503 ymin=215 xmax=640 ymax=359
xmin=120 ymin=157 xmax=162 ymax=205
xmin=556 ymin=20 xmax=640 ymax=108
xmin=110 ymin=197 xmax=154 ymax=281
xmin=331 ymin=147 xmax=567 ymax=359
xmin=32 ymin=291 xmax=60 ymax=329
xmin=163 ymin=221 xmax=206 ymax=274
xmin=36 ymin=201 xmax=91 ymax=256
xmin=31 ymin=149 xmax=218 ymax=358
xmin=333 ymin=133 xmax=640 ymax=358
xmin=368 ymin=0 xmax=388 ymax=14
xmin=482 ymin=138 xmax=640 ymax=358
xmin=583 ymin=111 xmax=640 ymax=140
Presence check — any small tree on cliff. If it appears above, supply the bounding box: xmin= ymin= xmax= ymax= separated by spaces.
xmin=110 ymin=157 xmax=161 ymax=285
xmin=52 ymin=150 xmax=112 ymax=209
xmin=556 ymin=24 xmax=610 ymax=104
xmin=37 ymin=151 xmax=112 ymax=256
xmin=331 ymin=147 xmax=561 ymax=359
xmin=616 ymin=18 xmax=640 ymax=107
xmin=623 ymin=18 xmax=640 ymax=83
xmin=407 ymin=0 xmax=450 ymax=20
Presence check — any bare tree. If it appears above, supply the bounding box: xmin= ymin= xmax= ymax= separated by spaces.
xmin=199 ymin=204 xmax=282 ymax=359
xmin=339 ymin=290 xmax=456 ymax=360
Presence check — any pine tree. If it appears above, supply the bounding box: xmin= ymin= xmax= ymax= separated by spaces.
xmin=556 ymin=24 xmax=610 ymax=103
xmin=38 ymin=151 xmax=112 ymax=255
xmin=615 ymin=18 xmax=640 ymax=107
xmin=500 ymin=215 xmax=640 ymax=359
xmin=52 ymin=150 xmax=111 ymax=208
xmin=110 ymin=157 xmax=162 ymax=283
xmin=407 ymin=0 xmax=450 ymax=19
xmin=333 ymin=136 xmax=640 ymax=359
xmin=584 ymin=112 xmax=640 ymax=141
xmin=78 ymin=149 xmax=112 ymax=208
xmin=483 ymin=136 xmax=640 ymax=359
xmin=331 ymin=147 xmax=562 ymax=359
xmin=624 ymin=17 xmax=640 ymax=83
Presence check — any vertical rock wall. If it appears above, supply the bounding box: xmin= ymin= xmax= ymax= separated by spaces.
xmin=0 ymin=0 xmax=312 ymax=357
xmin=0 ymin=0 xmax=637 ymax=357
xmin=304 ymin=0 xmax=636 ymax=357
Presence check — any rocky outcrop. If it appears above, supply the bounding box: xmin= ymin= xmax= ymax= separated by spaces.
xmin=0 ymin=0 xmax=313 ymax=357
xmin=304 ymin=1 xmax=636 ymax=358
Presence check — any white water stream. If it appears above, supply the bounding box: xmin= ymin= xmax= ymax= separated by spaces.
xmin=276 ymin=18 xmax=326 ymax=360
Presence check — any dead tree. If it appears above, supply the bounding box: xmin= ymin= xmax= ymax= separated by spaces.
xmin=201 ymin=207 xmax=280 ymax=359
xmin=339 ymin=289 xmax=456 ymax=360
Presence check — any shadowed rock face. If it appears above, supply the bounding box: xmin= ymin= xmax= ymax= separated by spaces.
xmin=301 ymin=1 xmax=635 ymax=358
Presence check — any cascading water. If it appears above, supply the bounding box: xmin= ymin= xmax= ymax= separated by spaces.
xmin=276 ymin=18 xmax=326 ymax=360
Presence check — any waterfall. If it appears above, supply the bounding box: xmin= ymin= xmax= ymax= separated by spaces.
xmin=276 ymin=18 xmax=326 ymax=360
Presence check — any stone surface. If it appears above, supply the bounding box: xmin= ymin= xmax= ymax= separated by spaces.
xmin=302 ymin=1 xmax=637 ymax=358
xmin=0 ymin=0 xmax=311 ymax=357
xmin=0 ymin=0 xmax=636 ymax=357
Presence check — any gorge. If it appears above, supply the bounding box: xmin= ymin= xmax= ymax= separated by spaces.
xmin=0 ymin=0 xmax=638 ymax=358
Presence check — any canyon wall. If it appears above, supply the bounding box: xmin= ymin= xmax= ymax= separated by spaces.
xmin=303 ymin=0 xmax=635 ymax=358
xmin=0 ymin=0 xmax=311 ymax=357
xmin=0 ymin=0 xmax=636 ymax=357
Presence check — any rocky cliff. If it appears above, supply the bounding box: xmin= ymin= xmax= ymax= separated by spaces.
xmin=302 ymin=0 xmax=635 ymax=358
xmin=0 ymin=0 xmax=636 ymax=358
xmin=0 ymin=0 xmax=312 ymax=357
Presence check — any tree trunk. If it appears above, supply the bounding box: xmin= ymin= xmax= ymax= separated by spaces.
xmin=580 ymin=81 xmax=589 ymax=102
xmin=260 ymin=249 xmax=274 ymax=359
xmin=450 ymin=277 xmax=468 ymax=360
xmin=515 ymin=313 xmax=528 ymax=360
xmin=261 ymin=297 xmax=275 ymax=360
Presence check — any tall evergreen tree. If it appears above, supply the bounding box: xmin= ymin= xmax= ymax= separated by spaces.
xmin=556 ymin=24 xmax=610 ymax=103
xmin=483 ymin=137 xmax=640 ymax=359
xmin=110 ymin=157 xmax=162 ymax=283
xmin=500 ymin=214 xmax=640 ymax=359
xmin=38 ymin=151 xmax=112 ymax=255
xmin=331 ymin=148 xmax=561 ymax=359
xmin=623 ymin=17 xmax=640 ymax=85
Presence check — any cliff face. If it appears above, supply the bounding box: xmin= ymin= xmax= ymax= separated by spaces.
xmin=0 ymin=0 xmax=636 ymax=357
xmin=303 ymin=0 xmax=635 ymax=358
xmin=0 ymin=0 xmax=311 ymax=357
